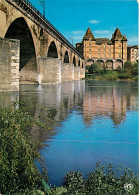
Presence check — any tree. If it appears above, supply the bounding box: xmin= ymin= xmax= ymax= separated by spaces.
xmin=124 ymin=61 xmax=133 ymax=78
xmin=132 ymin=62 xmax=138 ymax=76
xmin=89 ymin=63 xmax=100 ymax=74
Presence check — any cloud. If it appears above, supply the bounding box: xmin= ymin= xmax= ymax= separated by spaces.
xmin=128 ymin=37 xmax=138 ymax=44
xmin=72 ymin=36 xmax=83 ymax=40
xmin=72 ymin=30 xmax=85 ymax=35
xmin=89 ymin=20 xmax=100 ymax=24
xmin=93 ymin=30 xmax=111 ymax=34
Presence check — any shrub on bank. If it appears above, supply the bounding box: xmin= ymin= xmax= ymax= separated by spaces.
xmin=0 ymin=103 xmax=47 ymax=194
xmin=64 ymin=162 xmax=139 ymax=195
xmin=103 ymin=71 xmax=118 ymax=81
xmin=85 ymin=61 xmax=138 ymax=81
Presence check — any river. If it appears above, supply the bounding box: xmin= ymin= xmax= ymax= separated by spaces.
xmin=0 ymin=80 xmax=138 ymax=186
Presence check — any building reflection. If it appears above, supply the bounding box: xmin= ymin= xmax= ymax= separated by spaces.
xmin=0 ymin=80 xmax=137 ymax=144
xmin=83 ymin=81 xmax=138 ymax=126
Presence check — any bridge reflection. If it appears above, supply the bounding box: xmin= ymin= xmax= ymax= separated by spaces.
xmin=0 ymin=81 xmax=138 ymax=143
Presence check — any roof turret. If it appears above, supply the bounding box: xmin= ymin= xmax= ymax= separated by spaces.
xmin=83 ymin=27 xmax=96 ymax=40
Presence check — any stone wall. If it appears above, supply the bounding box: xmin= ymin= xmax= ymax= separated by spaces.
xmin=61 ymin=63 xmax=74 ymax=82
xmin=80 ymin=68 xmax=85 ymax=79
xmin=0 ymin=38 xmax=20 ymax=91
xmin=37 ymin=57 xmax=61 ymax=84
xmin=74 ymin=67 xmax=80 ymax=80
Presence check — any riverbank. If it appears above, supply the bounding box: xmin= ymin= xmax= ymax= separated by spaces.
xmin=85 ymin=61 xmax=138 ymax=81
xmin=85 ymin=73 xmax=138 ymax=81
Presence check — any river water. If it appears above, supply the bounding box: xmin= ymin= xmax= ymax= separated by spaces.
xmin=0 ymin=80 xmax=138 ymax=186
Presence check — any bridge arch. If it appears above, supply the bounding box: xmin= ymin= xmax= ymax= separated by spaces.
xmin=106 ymin=59 xmax=113 ymax=70
xmin=47 ymin=41 xmax=58 ymax=58
xmin=5 ymin=17 xmax=37 ymax=79
xmin=73 ymin=56 xmax=76 ymax=66
xmin=64 ymin=51 xmax=69 ymax=63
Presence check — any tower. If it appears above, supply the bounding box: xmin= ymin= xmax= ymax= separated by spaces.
xmin=111 ymin=28 xmax=127 ymax=61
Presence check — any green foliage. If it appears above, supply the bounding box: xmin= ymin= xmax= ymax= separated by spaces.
xmin=132 ymin=62 xmax=138 ymax=76
xmin=41 ymin=179 xmax=67 ymax=195
xmin=88 ymin=63 xmax=100 ymax=74
xmin=85 ymin=65 xmax=90 ymax=71
xmin=118 ymin=72 xmax=129 ymax=79
xmin=103 ymin=71 xmax=118 ymax=81
xmin=64 ymin=162 xmax=139 ymax=195
xmin=0 ymin=103 xmax=47 ymax=194
xmin=64 ymin=171 xmax=85 ymax=194
xmin=85 ymin=61 xmax=137 ymax=81
xmin=124 ymin=61 xmax=133 ymax=78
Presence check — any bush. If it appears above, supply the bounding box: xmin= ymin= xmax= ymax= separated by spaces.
xmin=0 ymin=103 xmax=47 ymax=194
xmin=104 ymin=71 xmax=118 ymax=81
xmin=85 ymin=65 xmax=91 ymax=72
xmin=118 ymin=72 xmax=129 ymax=79
xmin=64 ymin=162 xmax=139 ymax=195
xmin=124 ymin=61 xmax=133 ymax=78
xmin=88 ymin=63 xmax=100 ymax=74
xmin=132 ymin=62 xmax=138 ymax=76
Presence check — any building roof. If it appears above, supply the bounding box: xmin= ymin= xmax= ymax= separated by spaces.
xmin=96 ymin=38 xmax=113 ymax=45
xmin=127 ymin=45 xmax=139 ymax=48
xmin=112 ymin=28 xmax=127 ymax=41
xmin=113 ymin=28 xmax=123 ymax=39
xmin=75 ymin=42 xmax=82 ymax=45
xmin=83 ymin=27 xmax=96 ymax=40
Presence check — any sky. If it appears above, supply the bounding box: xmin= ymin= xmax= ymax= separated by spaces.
xmin=30 ymin=0 xmax=138 ymax=46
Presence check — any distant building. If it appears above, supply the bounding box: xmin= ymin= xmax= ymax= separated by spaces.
xmin=127 ymin=45 xmax=139 ymax=63
xmin=76 ymin=27 xmax=128 ymax=69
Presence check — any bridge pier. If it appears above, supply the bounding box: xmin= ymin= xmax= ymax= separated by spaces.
xmin=61 ymin=63 xmax=74 ymax=82
xmin=74 ymin=67 xmax=80 ymax=80
xmin=37 ymin=57 xmax=61 ymax=84
xmin=0 ymin=38 xmax=20 ymax=91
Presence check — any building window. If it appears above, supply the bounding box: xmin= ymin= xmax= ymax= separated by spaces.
xmin=109 ymin=54 xmax=111 ymax=58
xmin=119 ymin=54 xmax=121 ymax=58
xmin=109 ymin=49 xmax=111 ymax=52
xmin=104 ymin=54 xmax=106 ymax=58
xmin=89 ymin=44 xmax=91 ymax=46
xmin=119 ymin=45 xmax=121 ymax=47
xmin=104 ymin=49 xmax=106 ymax=52
xmin=89 ymin=49 xmax=91 ymax=51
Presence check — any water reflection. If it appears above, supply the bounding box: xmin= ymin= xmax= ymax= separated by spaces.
xmin=0 ymin=80 xmax=138 ymax=186
xmin=83 ymin=81 xmax=138 ymax=126
xmin=19 ymin=81 xmax=85 ymax=142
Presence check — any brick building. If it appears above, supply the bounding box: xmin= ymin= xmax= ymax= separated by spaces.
xmin=76 ymin=27 xmax=128 ymax=69
xmin=127 ymin=45 xmax=139 ymax=63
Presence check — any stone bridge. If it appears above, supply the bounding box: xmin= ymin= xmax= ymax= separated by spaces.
xmin=0 ymin=0 xmax=85 ymax=91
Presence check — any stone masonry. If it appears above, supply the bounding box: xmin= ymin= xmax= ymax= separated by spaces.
xmin=0 ymin=38 xmax=20 ymax=91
